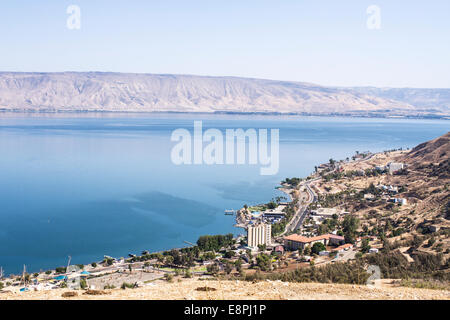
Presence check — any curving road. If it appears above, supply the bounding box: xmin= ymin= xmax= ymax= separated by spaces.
xmin=280 ymin=179 xmax=318 ymax=236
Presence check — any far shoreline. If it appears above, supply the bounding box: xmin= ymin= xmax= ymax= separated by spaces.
xmin=0 ymin=110 xmax=448 ymax=121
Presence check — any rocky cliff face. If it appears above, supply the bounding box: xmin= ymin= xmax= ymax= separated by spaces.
xmin=0 ymin=72 xmax=448 ymax=116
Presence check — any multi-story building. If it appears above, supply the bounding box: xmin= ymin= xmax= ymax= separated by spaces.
xmin=247 ymin=223 xmax=272 ymax=248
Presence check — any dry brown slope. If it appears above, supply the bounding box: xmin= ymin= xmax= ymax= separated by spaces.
xmin=403 ymin=132 xmax=450 ymax=164
xmin=1 ymin=280 xmax=449 ymax=300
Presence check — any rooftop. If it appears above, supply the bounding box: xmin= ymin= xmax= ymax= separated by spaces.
xmin=284 ymin=233 xmax=344 ymax=244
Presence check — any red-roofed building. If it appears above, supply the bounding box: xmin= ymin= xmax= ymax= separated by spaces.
xmin=283 ymin=233 xmax=345 ymax=250
xmin=332 ymin=243 xmax=354 ymax=252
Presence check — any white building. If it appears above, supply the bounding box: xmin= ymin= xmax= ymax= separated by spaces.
xmin=247 ymin=223 xmax=272 ymax=248
xmin=387 ymin=162 xmax=404 ymax=175
xmin=391 ymin=197 xmax=407 ymax=205
xmin=310 ymin=208 xmax=344 ymax=218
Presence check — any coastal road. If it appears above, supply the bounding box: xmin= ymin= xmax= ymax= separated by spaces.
xmin=280 ymin=179 xmax=317 ymax=236
xmin=293 ymin=183 xmax=317 ymax=230
xmin=278 ymin=152 xmax=375 ymax=238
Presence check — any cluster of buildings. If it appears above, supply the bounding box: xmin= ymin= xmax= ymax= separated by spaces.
xmin=302 ymin=207 xmax=347 ymax=230
xmin=362 ymin=183 xmax=408 ymax=206
xmin=261 ymin=204 xmax=287 ymax=224
xmin=378 ymin=184 xmax=399 ymax=193
xmin=245 ymin=204 xmax=288 ymax=226
xmin=376 ymin=162 xmax=405 ymax=175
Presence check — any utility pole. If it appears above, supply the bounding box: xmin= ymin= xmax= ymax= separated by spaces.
xmin=66 ymin=255 xmax=71 ymax=272
xmin=65 ymin=255 xmax=71 ymax=283
xmin=21 ymin=265 xmax=27 ymax=286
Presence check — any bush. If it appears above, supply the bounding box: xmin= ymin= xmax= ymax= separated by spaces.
xmin=164 ymin=273 xmax=174 ymax=282
xmin=184 ymin=269 xmax=192 ymax=278
xmin=224 ymin=263 xmax=233 ymax=275
xmin=55 ymin=267 xmax=66 ymax=274
xmin=104 ymin=284 xmax=116 ymax=289
xmin=80 ymin=278 xmax=88 ymax=289
xmin=206 ymin=263 xmax=219 ymax=275
xmin=120 ymin=282 xmax=135 ymax=289
xmin=246 ymin=260 xmax=369 ymax=285
xmin=256 ymin=254 xmax=272 ymax=271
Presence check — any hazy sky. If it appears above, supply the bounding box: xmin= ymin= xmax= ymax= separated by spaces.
xmin=0 ymin=1 xmax=449 ymax=88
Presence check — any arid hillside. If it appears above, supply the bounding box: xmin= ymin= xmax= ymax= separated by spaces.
xmin=0 ymin=72 xmax=449 ymax=117
xmin=402 ymin=132 xmax=450 ymax=165
xmin=312 ymin=132 xmax=450 ymax=268
xmin=1 ymin=279 xmax=448 ymax=300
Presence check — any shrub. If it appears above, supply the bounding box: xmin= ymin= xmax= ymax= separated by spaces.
xmin=207 ymin=263 xmax=219 ymax=275
xmin=55 ymin=267 xmax=66 ymax=274
xmin=80 ymin=278 xmax=88 ymax=289
xmin=104 ymin=284 xmax=116 ymax=289
xmin=184 ymin=269 xmax=192 ymax=278
xmin=120 ymin=282 xmax=135 ymax=289
xmin=164 ymin=273 xmax=174 ymax=282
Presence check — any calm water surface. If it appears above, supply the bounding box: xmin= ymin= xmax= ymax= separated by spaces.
xmin=0 ymin=113 xmax=448 ymax=274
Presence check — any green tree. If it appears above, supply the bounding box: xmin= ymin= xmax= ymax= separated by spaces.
xmin=342 ymin=214 xmax=360 ymax=243
xmin=311 ymin=242 xmax=326 ymax=254
xmin=256 ymin=254 xmax=271 ymax=271
xmin=304 ymin=246 xmax=311 ymax=256
xmin=165 ymin=255 xmax=174 ymax=266
xmin=267 ymin=201 xmax=277 ymax=209
xmin=361 ymin=238 xmax=371 ymax=253
xmin=197 ymin=234 xmax=234 ymax=252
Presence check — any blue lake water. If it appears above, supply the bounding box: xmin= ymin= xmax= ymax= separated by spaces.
xmin=0 ymin=113 xmax=448 ymax=275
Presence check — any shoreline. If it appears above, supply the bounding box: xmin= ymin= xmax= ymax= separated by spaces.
xmin=0 ymin=181 xmax=293 ymax=278
xmin=0 ymin=110 xmax=449 ymax=120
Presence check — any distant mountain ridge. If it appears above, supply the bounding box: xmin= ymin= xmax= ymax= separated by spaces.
xmin=0 ymin=72 xmax=448 ymax=117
